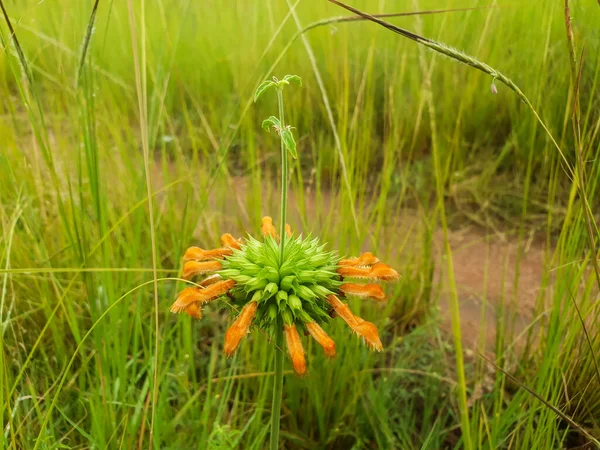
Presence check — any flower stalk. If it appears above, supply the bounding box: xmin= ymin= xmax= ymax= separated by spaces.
xmin=277 ymin=87 xmax=287 ymax=265
xmin=171 ymin=74 xmax=400 ymax=449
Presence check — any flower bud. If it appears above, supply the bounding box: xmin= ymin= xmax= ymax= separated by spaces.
xmin=306 ymin=322 xmax=336 ymax=358
xmin=340 ymin=283 xmax=386 ymax=301
xmin=275 ymin=290 xmax=288 ymax=306
xmin=182 ymin=260 xmax=222 ymax=280
xmin=224 ymin=302 xmax=258 ymax=357
xmin=280 ymin=275 xmax=294 ymax=291
xmin=288 ymin=294 xmax=302 ymax=310
xmin=284 ymin=324 xmax=306 ymax=375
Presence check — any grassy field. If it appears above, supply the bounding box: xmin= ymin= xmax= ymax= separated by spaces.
xmin=1 ymin=0 xmax=600 ymax=448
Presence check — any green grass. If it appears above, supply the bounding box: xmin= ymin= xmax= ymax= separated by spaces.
xmin=1 ymin=0 xmax=600 ymax=448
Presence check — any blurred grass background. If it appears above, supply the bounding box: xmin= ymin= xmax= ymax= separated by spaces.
xmin=1 ymin=0 xmax=600 ymax=448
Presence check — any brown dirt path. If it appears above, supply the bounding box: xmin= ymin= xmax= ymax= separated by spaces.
xmin=435 ymin=226 xmax=547 ymax=350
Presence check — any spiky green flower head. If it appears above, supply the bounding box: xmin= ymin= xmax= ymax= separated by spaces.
xmin=219 ymin=234 xmax=341 ymax=335
xmin=170 ymin=216 xmax=400 ymax=375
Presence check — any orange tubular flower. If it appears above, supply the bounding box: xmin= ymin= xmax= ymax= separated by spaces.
xmin=337 ymin=262 xmax=400 ymax=282
xmin=185 ymin=302 xmax=202 ymax=320
xmin=224 ymin=301 xmax=258 ymax=357
xmin=326 ymin=294 xmax=358 ymax=325
xmin=326 ymin=294 xmax=383 ymax=352
xmin=170 ymin=279 xmax=236 ymax=315
xmin=285 ymin=224 xmax=292 ymax=238
xmin=261 ymin=216 xmax=277 ymax=238
xmin=183 ymin=246 xmax=233 ymax=262
xmin=305 ymin=322 xmax=336 ymax=358
xmin=199 ymin=274 xmax=221 ymax=287
xmin=284 ymin=324 xmax=307 ymax=375
xmin=337 ymin=265 xmax=372 ymax=279
xmin=352 ymin=321 xmax=383 ymax=351
xmin=182 ymin=260 xmax=223 ymax=280
xmin=368 ymin=263 xmax=401 ymax=281
xmin=340 ymin=283 xmax=386 ymax=301
xmin=339 ymin=252 xmax=380 ymax=267
xmin=220 ymin=233 xmax=242 ymax=250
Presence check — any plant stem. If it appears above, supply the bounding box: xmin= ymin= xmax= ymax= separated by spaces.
xmin=277 ymin=88 xmax=288 ymax=264
xmin=270 ymin=326 xmax=284 ymax=450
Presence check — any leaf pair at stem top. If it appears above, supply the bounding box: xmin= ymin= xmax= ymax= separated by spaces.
xmin=254 ymin=75 xmax=302 ymax=159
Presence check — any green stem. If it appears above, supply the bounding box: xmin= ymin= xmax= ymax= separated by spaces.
xmin=270 ymin=327 xmax=284 ymax=450
xmin=277 ymin=88 xmax=288 ymax=264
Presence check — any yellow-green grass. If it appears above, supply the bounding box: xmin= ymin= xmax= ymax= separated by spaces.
xmin=1 ymin=0 xmax=599 ymax=448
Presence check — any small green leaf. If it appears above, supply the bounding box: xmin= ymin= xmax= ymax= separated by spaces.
xmin=282 ymin=74 xmax=302 ymax=87
xmin=281 ymin=127 xmax=297 ymax=159
xmin=261 ymin=116 xmax=281 ymax=132
xmin=254 ymin=80 xmax=275 ymax=102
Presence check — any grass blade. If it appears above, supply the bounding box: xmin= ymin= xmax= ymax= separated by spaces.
xmin=480 ymin=353 xmax=600 ymax=447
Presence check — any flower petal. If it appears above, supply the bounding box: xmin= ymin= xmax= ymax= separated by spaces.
xmin=337 ymin=263 xmax=400 ymax=281
xmin=284 ymin=324 xmax=307 ymax=375
xmin=337 ymin=266 xmax=372 ymax=279
xmin=182 ymin=260 xmax=223 ymax=280
xmin=261 ymin=216 xmax=277 ymax=238
xmin=199 ymin=274 xmax=221 ymax=287
xmin=306 ymin=322 xmax=336 ymax=358
xmin=339 ymin=252 xmax=380 ymax=267
xmin=201 ymin=279 xmax=236 ymax=300
xmin=326 ymin=294 xmax=359 ymax=326
xmin=285 ymin=224 xmax=292 ymax=238
xmin=224 ymin=301 xmax=258 ymax=356
xmin=170 ymin=287 xmax=202 ymax=314
xmin=183 ymin=246 xmax=232 ymax=262
xmin=170 ymin=279 xmax=236 ymax=314
xmin=221 ymin=233 xmax=242 ymax=250
xmin=339 ymin=283 xmax=386 ymax=301
xmin=326 ymin=294 xmax=383 ymax=351
xmin=353 ymin=321 xmax=383 ymax=351
xmin=369 ymin=263 xmax=401 ymax=281
xmin=185 ymin=302 xmax=202 ymax=319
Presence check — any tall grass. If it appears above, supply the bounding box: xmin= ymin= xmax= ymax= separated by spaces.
xmin=1 ymin=0 xmax=599 ymax=448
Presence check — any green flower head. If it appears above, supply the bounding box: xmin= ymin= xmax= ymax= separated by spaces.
xmin=171 ymin=216 xmax=400 ymax=375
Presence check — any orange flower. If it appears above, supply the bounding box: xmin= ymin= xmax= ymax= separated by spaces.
xmin=284 ymin=324 xmax=307 ymax=375
xmin=183 ymin=246 xmax=233 ymax=262
xmin=339 ymin=283 xmax=386 ymax=301
xmin=339 ymin=252 xmax=379 ymax=267
xmin=224 ymin=301 xmax=258 ymax=357
xmin=170 ymin=279 xmax=236 ymax=315
xmin=325 ymin=294 xmax=357 ymax=325
xmin=337 ymin=262 xmax=400 ymax=281
xmin=261 ymin=216 xmax=277 ymax=238
xmin=305 ymin=322 xmax=336 ymax=358
xmin=368 ymin=263 xmax=401 ymax=281
xmin=352 ymin=321 xmax=383 ymax=351
xmin=326 ymin=295 xmax=383 ymax=352
xmin=185 ymin=302 xmax=202 ymax=319
xmin=260 ymin=216 xmax=292 ymax=240
xmin=182 ymin=260 xmax=223 ymax=280
xmin=220 ymin=233 xmax=241 ymax=250
xmin=199 ymin=274 xmax=221 ymax=287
